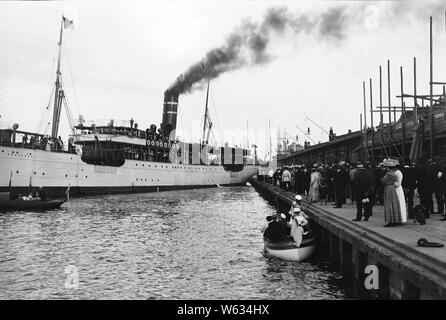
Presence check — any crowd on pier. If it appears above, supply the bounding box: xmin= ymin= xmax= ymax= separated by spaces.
xmin=262 ymin=157 xmax=446 ymax=226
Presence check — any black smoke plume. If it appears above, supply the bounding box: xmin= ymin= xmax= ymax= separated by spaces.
xmin=166 ymin=1 xmax=443 ymax=95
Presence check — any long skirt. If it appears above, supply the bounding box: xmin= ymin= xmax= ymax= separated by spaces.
xmin=395 ymin=185 xmax=407 ymax=223
xmin=309 ymin=184 xmax=320 ymax=202
xmin=383 ymin=185 xmax=402 ymax=223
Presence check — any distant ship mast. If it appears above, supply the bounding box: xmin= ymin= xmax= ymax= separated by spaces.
xmin=51 ymin=16 xmax=65 ymax=138
xmin=202 ymin=80 xmax=213 ymax=145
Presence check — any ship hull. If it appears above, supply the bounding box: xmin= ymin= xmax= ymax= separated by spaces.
xmin=0 ymin=146 xmax=258 ymax=197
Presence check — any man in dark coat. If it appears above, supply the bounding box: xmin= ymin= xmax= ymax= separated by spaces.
xmin=352 ymin=162 xmax=375 ymax=221
xmin=402 ymin=159 xmax=417 ymax=219
xmin=304 ymin=166 xmax=311 ymax=196
xmin=293 ymin=166 xmax=306 ymax=195
xmin=441 ymin=160 xmax=446 ymax=221
xmin=333 ymin=162 xmax=348 ymax=208
xmin=431 ymin=157 xmax=445 ymax=215
xmin=374 ymin=163 xmax=386 ymax=205
xmin=416 ymin=159 xmax=434 ymax=218
xmin=263 ymin=214 xmax=289 ymax=242
xmin=273 ymin=170 xmax=278 ymax=186
xmin=327 ymin=165 xmax=335 ymax=203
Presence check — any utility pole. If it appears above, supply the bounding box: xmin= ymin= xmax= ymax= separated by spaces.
xmin=362 ymin=81 xmax=368 ymax=160
xmin=429 ymin=16 xmax=434 ymax=160
xmin=387 ymin=59 xmax=393 ymax=157
xmin=400 ymin=66 xmax=406 ymax=160
xmin=379 ymin=65 xmax=384 ymax=159
xmin=414 ymin=57 xmax=417 ymax=122
xmin=370 ymin=78 xmax=374 ymax=162
xmin=269 ymin=118 xmax=272 ymax=163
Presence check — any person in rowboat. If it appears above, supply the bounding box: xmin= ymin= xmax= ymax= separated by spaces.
xmin=290 ymin=210 xmax=309 ymax=247
xmin=263 ymin=214 xmax=289 ymax=243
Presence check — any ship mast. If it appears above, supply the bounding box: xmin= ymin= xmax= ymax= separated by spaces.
xmin=202 ymin=80 xmax=212 ymax=144
xmin=269 ymin=118 xmax=272 ymax=163
xmin=51 ymin=16 xmax=65 ymax=138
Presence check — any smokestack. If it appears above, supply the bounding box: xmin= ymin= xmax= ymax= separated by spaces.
xmin=161 ymin=90 xmax=179 ymax=140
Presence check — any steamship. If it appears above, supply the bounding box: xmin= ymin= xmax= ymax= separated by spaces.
xmin=0 ymin=16 xmax=258 ymax=198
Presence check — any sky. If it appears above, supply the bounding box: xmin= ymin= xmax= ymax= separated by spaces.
xmin=1 ymin=0 xmax=446 ymax=160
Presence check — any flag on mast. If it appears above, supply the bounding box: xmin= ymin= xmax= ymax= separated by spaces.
xmin=63 ymin=15 xmax=75 ymax=29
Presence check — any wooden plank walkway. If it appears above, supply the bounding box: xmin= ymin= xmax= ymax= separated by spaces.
xmin=314 ymin=201 xmax=446 ymax=267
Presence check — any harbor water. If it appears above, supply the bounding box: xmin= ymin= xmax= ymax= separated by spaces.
xmin=0 ymin=186 xmax=352 ymax=299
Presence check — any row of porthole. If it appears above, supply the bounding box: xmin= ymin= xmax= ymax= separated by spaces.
xmin=23 ymin=171 xmax=89 ymax=179
xmin=2 ymin=150 xmax=77 ymax=161
xmin=4 ymin=150 xmax=33 ymax=158
xmin=135 ymin=178 xmax=160 ymax=182
xmin=134 ymin=162 xmax=223 ymax=171
xmin=64 ymin=174 xmax=88 ymax=178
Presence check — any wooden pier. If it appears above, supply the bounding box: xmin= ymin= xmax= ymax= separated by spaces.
xmin=251 ymin=178 xmax=446 ymax=300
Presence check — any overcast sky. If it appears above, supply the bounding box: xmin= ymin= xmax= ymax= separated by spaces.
xmin=1 ymin=0 xmax=446 ymax=159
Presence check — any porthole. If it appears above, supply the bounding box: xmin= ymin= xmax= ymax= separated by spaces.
xmin=16 ymin=170 xmax=19 ymax=174
xmin=65 ymin=174 xmax=68 ymax=178
xmin=42 ymin=172 xmax=45 ymax=175
xmin=85 ymin=176 xmax=88 ymax=178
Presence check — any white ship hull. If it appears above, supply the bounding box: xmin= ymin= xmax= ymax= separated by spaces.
xmin=0 ymin=146 xmax=258 ymax=197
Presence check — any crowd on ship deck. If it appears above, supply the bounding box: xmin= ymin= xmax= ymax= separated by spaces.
xmin=0 ymin=130 xmax=76 ymax=153
xmin=262 ymin=157 xmax=446 ymax=226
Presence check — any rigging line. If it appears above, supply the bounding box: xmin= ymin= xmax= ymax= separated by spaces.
xmin=62 ymin=97 xmax=78 ymax=140
xmin=209 ymin=88 xmax=222 ymax=146
xmin=60 ymin=76 xmax=74 ymax=135
xmin=210 ymin=130 xmax=216 ymax=145
xmin=65 ymin=40 xmax=81 ymax=117
xmin=36 ymin=85 xmax=56 ymax=133
xmin=178 ymin=106 xmax=185 ymax=141
xmin=36 ymin=48 xmax=58 ymax=133
xmin=41 ymin=87 xmax=56 ymax=136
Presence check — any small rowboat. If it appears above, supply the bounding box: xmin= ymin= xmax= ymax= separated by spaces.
xmin=264 ymin=232 xmax=316 ymax=262
xmin=0 ymin=199 xmax=64 ymax=211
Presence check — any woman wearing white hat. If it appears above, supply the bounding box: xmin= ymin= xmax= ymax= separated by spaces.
xmin=381 ymin=159 xmax=403 ymax=226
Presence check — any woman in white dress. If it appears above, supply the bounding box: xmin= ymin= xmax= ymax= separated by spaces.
xmin=394 ymin=165 xmax=407 ymax=223
xmin=308 ymin=168 xmax=321 ymax=203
